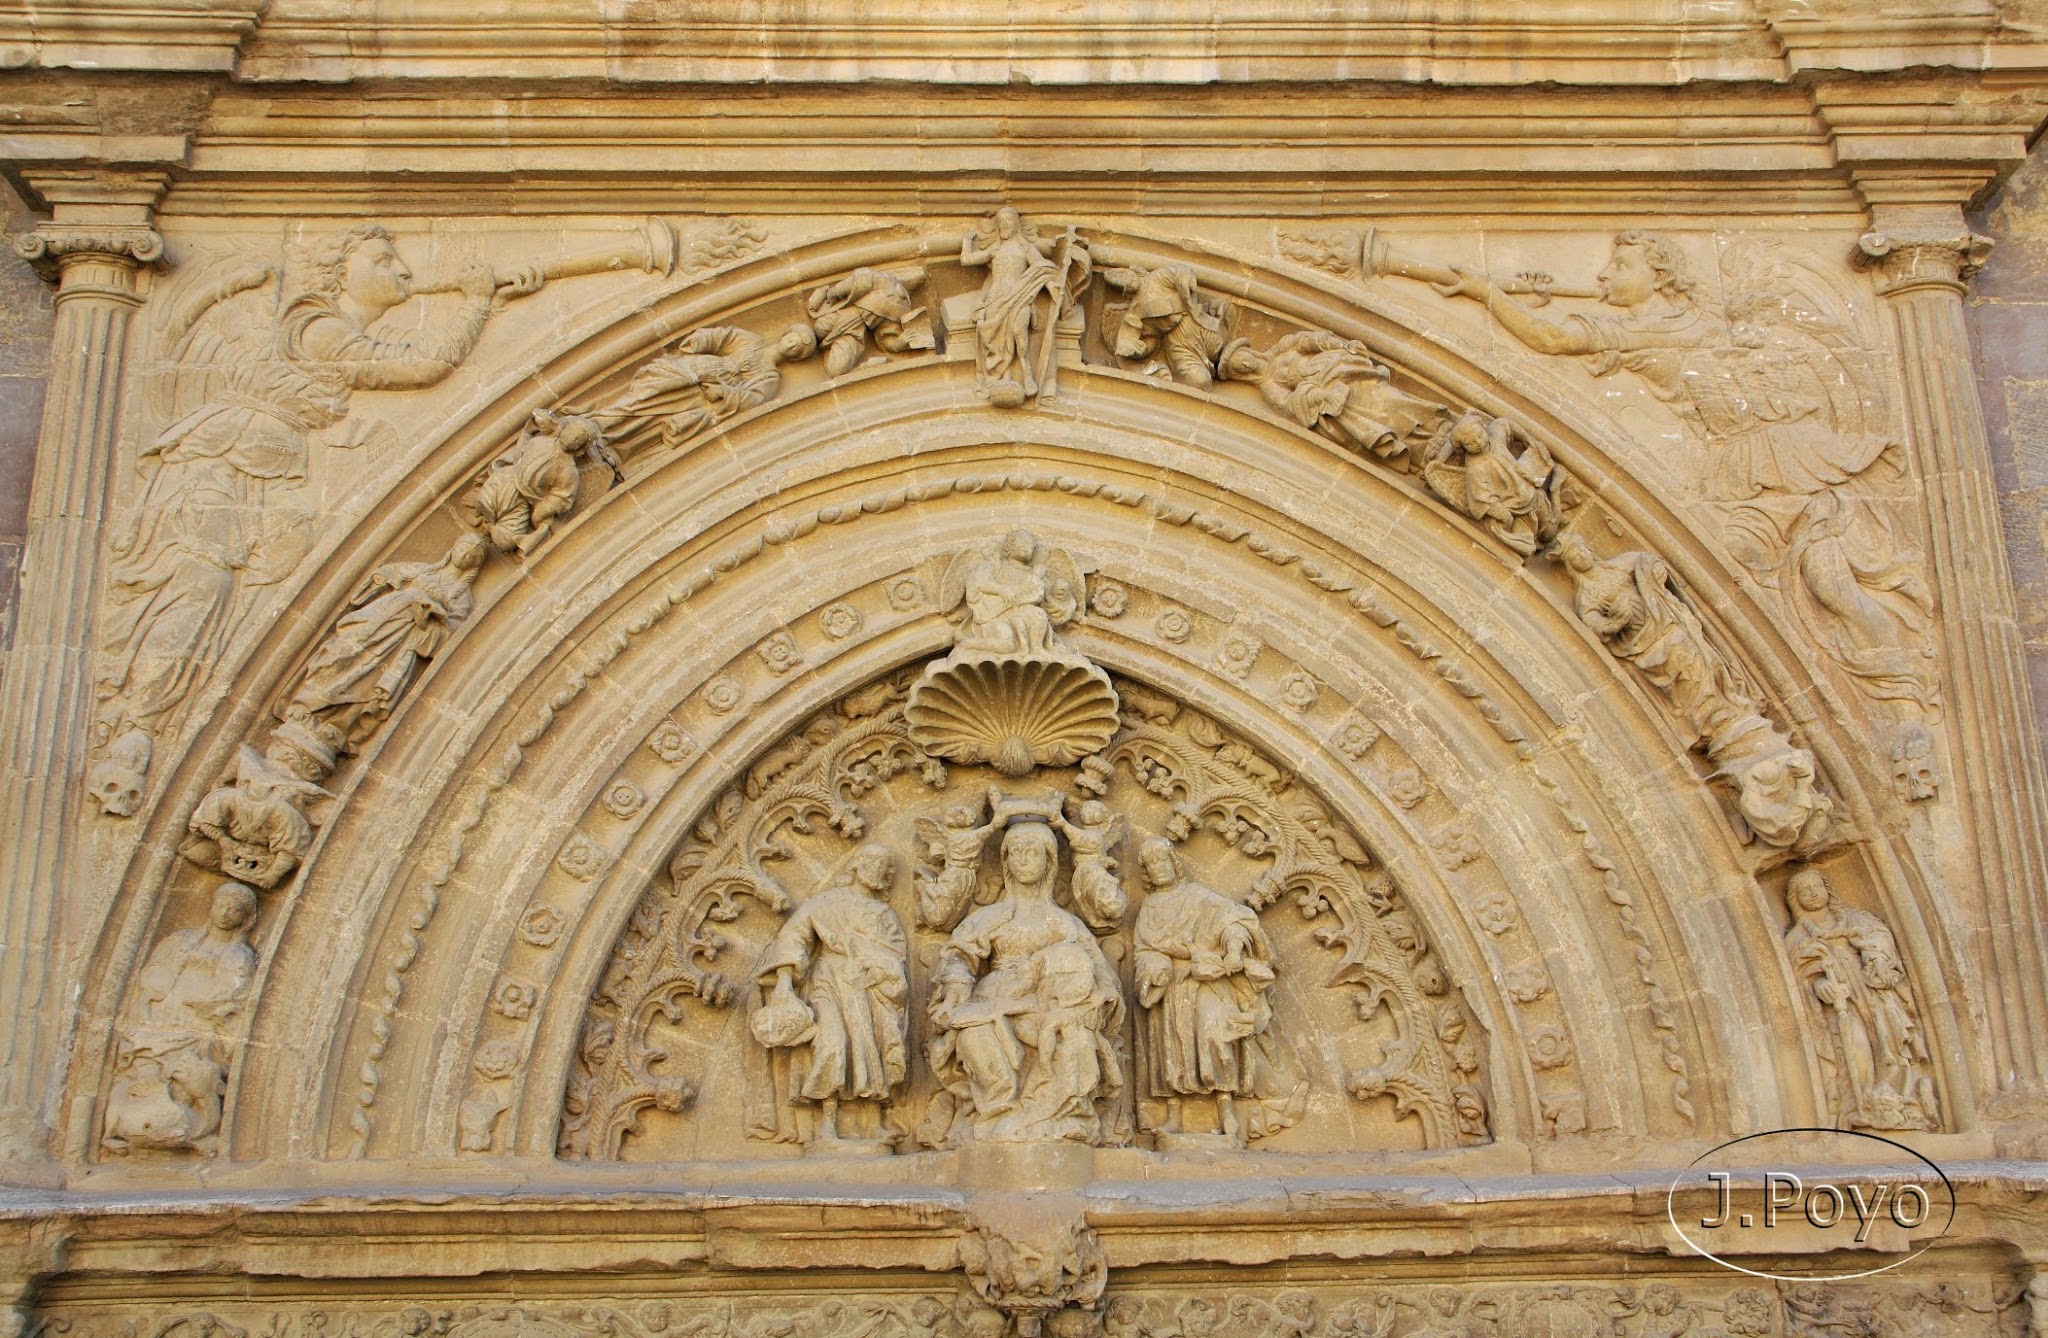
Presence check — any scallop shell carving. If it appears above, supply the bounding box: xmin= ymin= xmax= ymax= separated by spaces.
xmin=906 ymin=653 xmax=1120 ymax=777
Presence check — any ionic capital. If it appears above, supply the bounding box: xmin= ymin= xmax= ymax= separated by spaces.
xmin=14 ymin=225 xmax=167 ymax=285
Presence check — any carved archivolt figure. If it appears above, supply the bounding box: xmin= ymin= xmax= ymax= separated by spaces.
xmin=1419 ymin=410 xmax=1566 ymax=557
xmin=1783 ymin=869 xmax=1939 ymax=1131
xmin=961 ymin=207 xmax=1092 ymax=407
xmin=1051 ymin=798 xmax=1126 ymax=932
xmin=914 ymin=788 xmax=1004 ymax=931
xmin=747 ymin=843 xmax=910 ymax=1150
xmin=597 ymin=323 xmax=818 ymax=448
xmin=178 ymin=744 xmax=331 ymax=890
xmin=102 ymin=882 xmax=260 ymax=1154
xmin=925 ymin=820 xmax=1125 ymax=1146
xmin=910 ymin=530 xmax=1118 ymax=777
xmin=1099 ymin=259 xmax=1231 ymax=387
xmin=465 ymin=409 xmax=619 ymax=556
xmin=1554 ymin=532 xmax=1832 ymax=854
xmin=93 ymin=225 xmax=541 ymax=809
xmin=806 ymin=265 xmax=931 ymax=375
xmin=1218 ymin=330 xmax=1447 ymax=462
xmin=1131 ymin=838 xmax=1279 ymax=1146
xmin=1418 ymin=230 xmax=1936 ymax=715
xmin=942 ymin=528 xmax=1085 ymax=657
xmin=279 ymin=533 xmax=487 ymax=761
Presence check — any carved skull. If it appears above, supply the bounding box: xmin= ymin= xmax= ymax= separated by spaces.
xmin=88 ymin=726 xmax=153 ymax=817
xmin=1890 ymin=723 xmax=1940 ymax=803
xmin=87 ymin=759 xmax=144 ymax=817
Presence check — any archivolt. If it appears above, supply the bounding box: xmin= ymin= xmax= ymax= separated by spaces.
xmin=67 ymin=227 xmax=1971 ymax=1172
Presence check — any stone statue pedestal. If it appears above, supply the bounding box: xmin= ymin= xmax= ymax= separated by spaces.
xmin=958 ymin=1139 xmax=1093 ymax=1192
xmin=805 ymin=1135 xmax=895 ymax=1158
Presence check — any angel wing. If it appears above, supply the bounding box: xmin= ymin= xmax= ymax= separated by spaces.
xmin=935 ymin=544 xmax=985 ymax=617
xmin=1718 ymin=239 xmax=1895 ymax=444
xmin=912 ymin=814 xmax=947 ymax=872
xmin=141 ymin=251 xmax=283 ymax=441
xmin=1039 ymin=546 xmax=1086 ymax=627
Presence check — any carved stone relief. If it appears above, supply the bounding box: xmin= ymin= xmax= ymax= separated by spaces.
xmin=1781 ymin=866 xmax=1940 ymax=1131
xmin=1096 ymin=252 xmax=1232 ymax=387
xmin=562 ymin=539 xmax=1495 ymax=1160
xmin=959 ymin=209 xmax=1092 ymax=407
xmin=23 ymin=1275 xmax=2033 ymax=1338
xmin=1340 ymin=226 xmax=1941 ymax=778
xmin=587 ymin=322 xmax=820 ymax=453
xmin=61 ymin=215 xmax=1962 ymax=1236
xmin=90 ymin=220 xmax=677 ymax=809
xmin=808 ymin=265 xmax=934 ymax=375
xmin=101 ymin=882 xmax=259 ymax=1155
xmin=749 ymin=842 xmax=911 ymax=1151
xmin=1552 ymin=531 xmax=1834 ymax=857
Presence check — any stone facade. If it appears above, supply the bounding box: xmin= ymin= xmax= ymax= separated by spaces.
xmin=4 ymin=5 xmax=2048 ymax=1335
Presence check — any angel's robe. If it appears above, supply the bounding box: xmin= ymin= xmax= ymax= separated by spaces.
xmin=1565 ymin=305 xmax=1889 ymax=502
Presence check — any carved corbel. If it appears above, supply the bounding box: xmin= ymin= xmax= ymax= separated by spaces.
xmin=960 ymin=1198 xmax=1108 ymax=1338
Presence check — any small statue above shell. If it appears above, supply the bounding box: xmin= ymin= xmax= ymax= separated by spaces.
xmin=905 ymin=529 xmax=1119 ymax=778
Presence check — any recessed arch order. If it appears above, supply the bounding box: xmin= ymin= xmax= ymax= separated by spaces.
xmin=69 ymin=226 xmax=1975 ymax=1177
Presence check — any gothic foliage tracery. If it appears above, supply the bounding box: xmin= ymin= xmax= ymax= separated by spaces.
xmin=561 ymin=533 xmax=1491 ymax=1160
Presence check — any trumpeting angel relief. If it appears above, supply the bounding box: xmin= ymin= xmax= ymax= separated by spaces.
xmin=92 ymin=218 xmax=680 ymax=811
xmin=1354 ymin=226 xmax=1939 ymax=766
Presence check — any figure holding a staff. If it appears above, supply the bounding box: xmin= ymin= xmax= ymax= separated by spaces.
xmin=960 ymin=208 xmax=1092 ymax=408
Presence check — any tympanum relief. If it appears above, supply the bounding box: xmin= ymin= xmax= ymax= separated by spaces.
xmin=563 ymin=535 xmax=1488 ymax=1160
xmin=98 ymin=213 xmax=1955 ymax=1162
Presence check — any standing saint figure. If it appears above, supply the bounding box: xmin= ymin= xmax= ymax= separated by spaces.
xmin=278 ymin=532 xmax=488 ymax=761
xmin=747 ymin=842 xmax=910 ymax=1150
xmin=1131 ymin=838 xmax=1278 ymax=1145
xmin=102 ymin=882 xmax=261 ymax=1154
xmin=924 ymin=821 xmax=1125 ymax=1146
xmin=94 ymin=226 xmax=541 ymax=809
xmin=1783 ymin=869 xmax=1939 ymax=1131
xmin=960 ymin=208 xmax=1092 ymax=407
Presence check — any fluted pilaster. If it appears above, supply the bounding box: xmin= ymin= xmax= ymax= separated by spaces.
xmin=1858 ymin=228 xmax=2048 ymax=1110
xmin=0 ymin=222 xmax=163 ymax=1179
